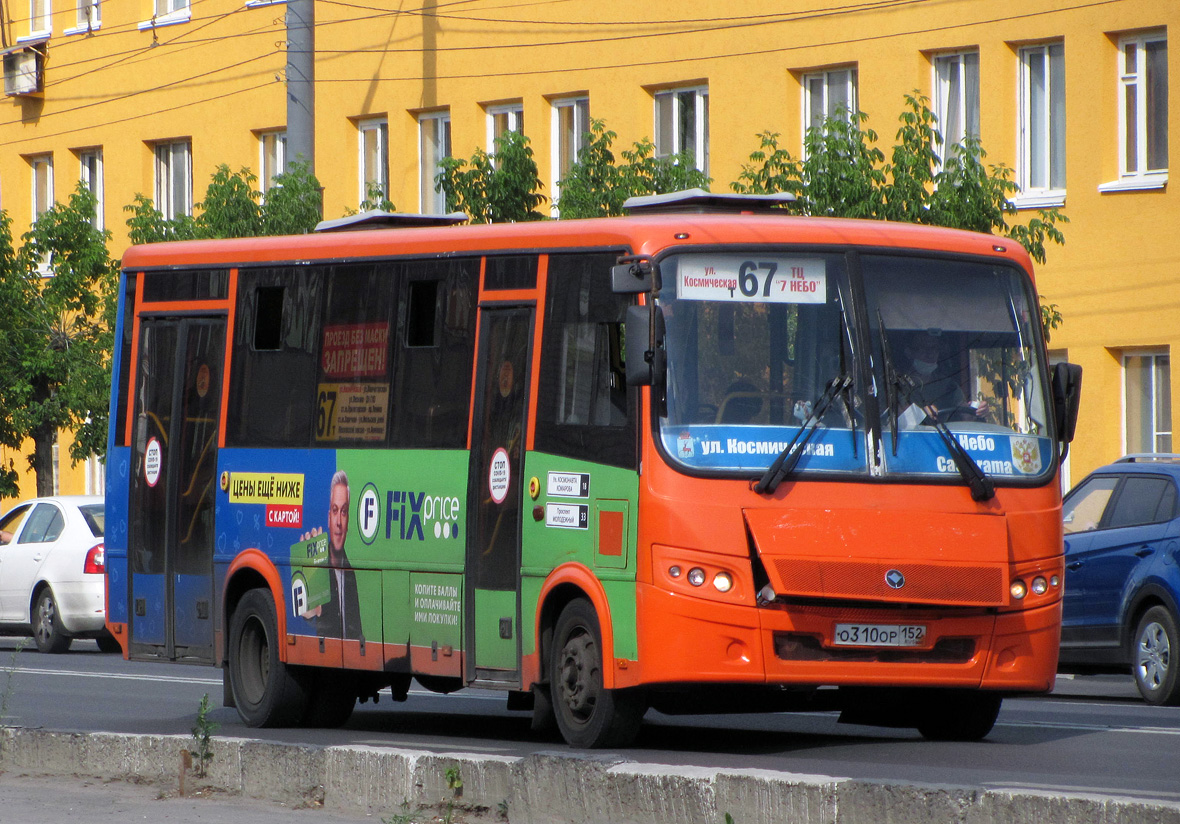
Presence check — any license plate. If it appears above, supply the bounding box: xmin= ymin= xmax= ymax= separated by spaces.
xmin=833 ymin=623 xmax=927 ymax=647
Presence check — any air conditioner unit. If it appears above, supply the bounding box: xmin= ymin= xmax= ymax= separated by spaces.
xmin=3 ymin=48 xmax=44 ymax=97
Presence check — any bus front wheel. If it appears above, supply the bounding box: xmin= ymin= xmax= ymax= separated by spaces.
xmin=227 ymin=588 xmax=308 ymax=727
xmin=549 ymin=599 xmax=645 ymax=748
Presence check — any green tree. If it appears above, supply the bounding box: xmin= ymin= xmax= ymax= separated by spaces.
xmin=733 ymin=93 xmax=1068 ymax=264
xmin=0 ymin=183 xmax=118 ymax=496
xmin=125 ymin=162 xmax=324 ymax=243
xmin=437 ymin=130 xmax=547 ymax=223
xmin=555 ymin=120 xmax=712 ymax=219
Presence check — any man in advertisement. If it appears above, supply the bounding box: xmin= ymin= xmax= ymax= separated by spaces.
xmin=301 ymin=470 xmax=362 ymax=639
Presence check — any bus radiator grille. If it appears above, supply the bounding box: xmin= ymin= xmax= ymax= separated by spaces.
xmin=769 ymin=559 xmax=1005 ymax=607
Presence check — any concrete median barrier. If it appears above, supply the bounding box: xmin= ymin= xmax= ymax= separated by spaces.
xmin=1 ymin=727 xmax=1177 ymax=823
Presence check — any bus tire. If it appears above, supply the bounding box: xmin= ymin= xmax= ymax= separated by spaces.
xmin=299 ymin=669 xmax=356 ymax=728
xmin=1132 ymin=606 xmax=1180 ymax=705
xmin=549 ymin=599 xmax=645 ymax=748
xmin=915 ymin=690 xmax=1002 ymax=741
xmin=227 ymin=588 xmax=308 ymax=727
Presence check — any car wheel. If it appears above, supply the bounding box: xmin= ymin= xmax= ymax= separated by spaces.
xmin=549 ymin=599 xmax=645 ymax=748
xmin=227 ymin=588 xmax=308 ymax=727
xmin=1132 ymin=606 xmax=1180 ymax=706
xmin=32 ymin=588 xmax=72 ymax=654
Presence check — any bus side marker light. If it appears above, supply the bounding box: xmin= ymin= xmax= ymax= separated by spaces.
xmin=688 ymin=568 xmax=706 ymax=587
xmin=1010 ymin=580 xmax=1028 ymax=600
xmin=1050 ymin=575 xmax=1060 ymax=588
xmin=713 ymin=572 xmax=734 ymax=593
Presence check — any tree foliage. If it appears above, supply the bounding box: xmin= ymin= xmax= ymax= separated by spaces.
xmin=0 ymin=183 xmax=118 ymax=496
xmin=555 ymin=120 xmax=712 ymax=219
xmin=437 ymin=130 xmax=547 ymax=223
xmin=125 ymin=162 xmax=324 ymax=243
xmin=733 ymin=93 xmax=1068 ymax=264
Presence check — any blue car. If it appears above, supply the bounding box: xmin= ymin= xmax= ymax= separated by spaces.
xmin=1060 ymin=454 xmax=1180 ymax=704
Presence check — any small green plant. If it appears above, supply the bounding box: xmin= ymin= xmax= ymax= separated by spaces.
xmin=1 ymin=638 xmax=30 ymax=722
xmin=442 ymin=764 xmax=463 ymax=824
xmin=383 ymin=799 xmax=427 ymax=824
xmin=189 ymin=693 xmax=219 ymax=778
xmin=724 ymin=814 xmax=736 ymax=824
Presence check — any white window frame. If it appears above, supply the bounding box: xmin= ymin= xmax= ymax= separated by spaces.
xmin=1016 ymin=43 xmax=1066 ymax=209
xmin=1101 ymin=32 xmax=1168 ymax=193
xmin=30 ymin=154 xmax=52 ymax=219
xmin=357 ymin=118 xmax=388 ymax=207
xmin=27 ymin=0 xmax=51 ymax=37
xmin=801 ymin=66 xmax=858 ymax=138
xmin=138 ymin=0 xmax=190 ymax=30
xmin=1123 ymin=349 xmax=1172 ymax=455
xmin=653 ymin=85 xmax=709 ymax=174
xmin=418 ymin=111 xmax=451 ymax=214
xmin=932 ymin=51 xmax=980 ymax=166
xmin=78 ymin=148 xmax=103 ymax=229
xmin=551 ymin=95 xmax=590 ymax=213
xmin=258 ymin=130 xmax=286 ymax=196
xmin=85 ymin=454 xmax=104 ymax=496
xmin=486 ymin=103 xmax=523 ymax=152
xmin=65 ymin=0 xmax=99 ymax=34
xmin=154 ymin=139 xmax=192 ymax=220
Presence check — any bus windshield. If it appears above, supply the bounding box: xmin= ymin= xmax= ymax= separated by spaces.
xmin=657 ymin=250 xmax=1055 ymax=483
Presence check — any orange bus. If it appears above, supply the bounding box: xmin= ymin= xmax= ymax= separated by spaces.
xmin=104 ymin=191 xmax=1081 ymax=746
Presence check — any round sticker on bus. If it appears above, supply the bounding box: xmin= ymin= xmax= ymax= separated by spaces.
xmin=489 ymin=447 xmax=511 ymax=504
xmin=144 ymin=437 xmax=162 ymax=487
xmin=196 ymin=363 xmax=211 ymax=398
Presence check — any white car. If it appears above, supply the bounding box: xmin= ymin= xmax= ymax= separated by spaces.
xmin=0 ymin=495 xmax=118 ymax=653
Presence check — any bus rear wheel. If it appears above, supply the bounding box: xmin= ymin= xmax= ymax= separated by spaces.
xmin=549 ymin=599 xmax=644 ymax=748
xmin=228 ymin=588 xmax=308 ymax=727
xmin=915 ymin=690 xmax=1002 ymax=741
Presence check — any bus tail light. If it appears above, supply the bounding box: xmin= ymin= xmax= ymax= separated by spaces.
xmin=84 ymin=543 xmax=105 ymax=574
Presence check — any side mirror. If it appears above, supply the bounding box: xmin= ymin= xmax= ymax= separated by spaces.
xmin=1051 ymin=362 xmax=1082 ymax=444
xmin=625 ymin=304 xmax=666 ymax=387
xmin=611 ymin=257 xmax=653 ymax=294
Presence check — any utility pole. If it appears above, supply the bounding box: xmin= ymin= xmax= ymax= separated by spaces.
xmin=285 ymin=0 xmax=314 ymax=173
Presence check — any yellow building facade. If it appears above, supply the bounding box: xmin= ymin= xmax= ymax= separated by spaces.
xmin=0 ymin=0 xmax=1172 ymax=498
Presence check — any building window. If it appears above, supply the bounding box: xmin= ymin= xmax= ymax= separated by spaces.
xmin=654 ymin=85 xmax=709 ymax=174
xmin=70 ymin=0 xmax=99 ymax=33
xmin=154 ymin=140 xmax=192 ymax=220
xmin=259 ymin=130 xmax=286 ymax=196
xmin=419 ymin=111 xmax=451 ymax=214
xmin=138 ymin=0 xmax=187 ymax=29
xmin=933 ymin=51 xmax=980 ymax=163
xmin=552 ymin=96 xmax=590 ymax=208
xmin=1119 ymin=32 xmax=1168 ymax=181
xmin=78 ymin=148 xmax=103 ymax=229
xmin=30 ymin=154 xmax=52 ymax=220
xmin=486 ymin=103 xmax=523 ymax=150
xmin=357 ymin=118 xmax=388 ymax=208
xmin=28 ymin=0 xmax=50 ymax=36
xmin=802 ymin=67 xmax=858 ymax=135
xmin=1125 ymin=351 xmax=1172 ymax=454
xmin=1018 ymin=43 xmax=1066 ymax=204
xmin=85 ymin=455 xmax=104 ymax=496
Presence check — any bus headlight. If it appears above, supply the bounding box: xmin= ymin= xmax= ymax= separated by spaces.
xmin=713 ymin=572 xmax=733 ymax=593
xmin=687 ymin=567 xmax=706 ymax=587
xmin=669 ymin=565 xmax=682 ymax=579
xmin=1010 ymin=579 xmax=1028 ymax=600
xmin=1030 ymin=576 xmax=1048 ymax=596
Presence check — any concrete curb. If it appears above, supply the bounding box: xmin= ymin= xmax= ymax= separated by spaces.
xmin=2 ymin=727 xmax=1178 ymax=823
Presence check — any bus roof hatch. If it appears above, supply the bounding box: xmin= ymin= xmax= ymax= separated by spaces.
xmin=314 ymin=210 xmax=470 ymax=232
xmin=622 ymin=188 xmax=796 ymax=215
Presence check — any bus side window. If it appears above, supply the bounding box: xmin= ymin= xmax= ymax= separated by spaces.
xmin=227 ymin=268 xmax=323 ymax=447
xmin=390 ymin=259 xmax=478 ymax=448
xmin=535 ymin=252 xmax=637 ymax=470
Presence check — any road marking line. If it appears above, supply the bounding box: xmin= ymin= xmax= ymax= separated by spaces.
xmin=14 ymin=667 xmax=221 ymax=686
xmin=998 ymin=719 xmax=1180 ymax=736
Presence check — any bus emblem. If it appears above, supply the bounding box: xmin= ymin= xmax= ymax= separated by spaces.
xmin=885 ymin=569 xmax=905 ymax=589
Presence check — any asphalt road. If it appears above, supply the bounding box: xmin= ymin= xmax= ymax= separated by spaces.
xmin=1 ymin=637 xmax=1177 ymax=809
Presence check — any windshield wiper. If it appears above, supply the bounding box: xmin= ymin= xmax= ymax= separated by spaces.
xmin=899 ymin=373 xmax=996 ymax=502
xmin=755 ymin=375 xmax=852 ymax=495
xmin=876 ymin=310 xmax=901 ymax=451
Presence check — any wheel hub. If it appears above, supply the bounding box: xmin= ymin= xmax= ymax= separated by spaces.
xmin=557 ymin=633 xmax=597 ymax=719
xmin=1137 ymin=621 xmax=1171 ymax=690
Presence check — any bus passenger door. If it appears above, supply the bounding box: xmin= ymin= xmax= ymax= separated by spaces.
xmin=128 ymin=316 xmax=225 ymax=664
xmin=466 ymin=307 xmax=532 ymax=685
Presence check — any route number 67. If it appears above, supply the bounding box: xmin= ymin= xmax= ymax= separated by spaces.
xmin=738 ymin=261 xmax=780 ymax=297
